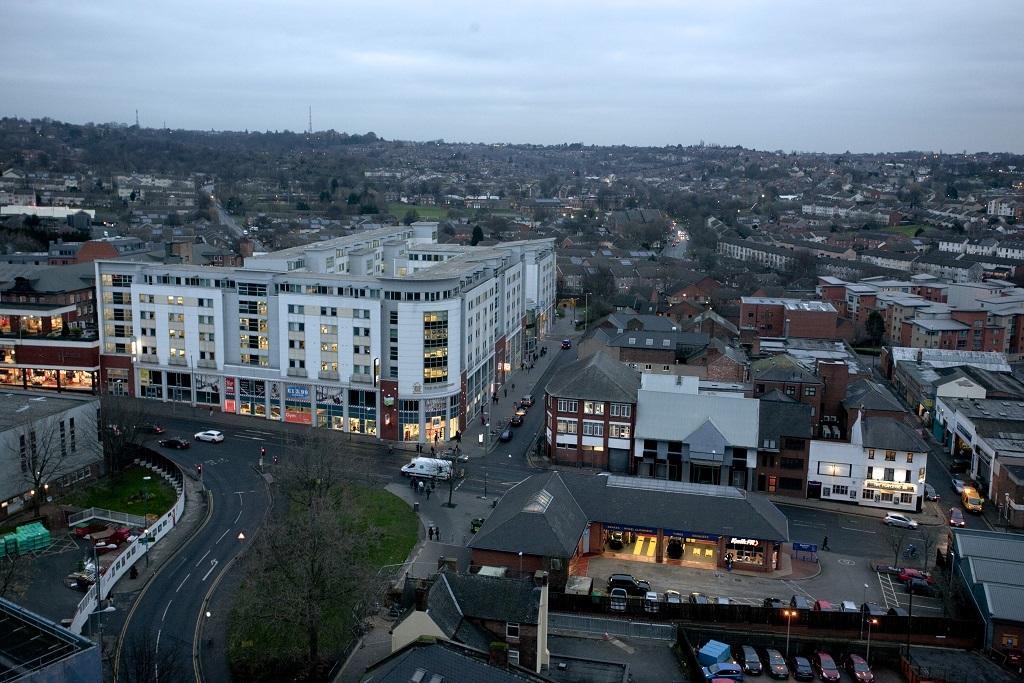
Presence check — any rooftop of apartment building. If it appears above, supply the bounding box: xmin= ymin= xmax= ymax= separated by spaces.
xmin=0 ymin=390 xmax=97 ymax=432
xmin=740 ymin=296 xmax=836 ymax=312
xmin=887 ymin=347 xmax=1012 ymax=372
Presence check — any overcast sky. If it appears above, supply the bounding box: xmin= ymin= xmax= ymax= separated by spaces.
xmin=2 ymin=1 xmax=1022 ymax=152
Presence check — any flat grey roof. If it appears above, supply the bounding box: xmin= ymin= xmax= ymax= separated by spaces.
xmin=0 ymin=391 xmax=97 ymax=432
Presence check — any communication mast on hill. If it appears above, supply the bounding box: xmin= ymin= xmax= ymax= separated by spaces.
xmin=308 ymin=105 xmax=313 ymax=135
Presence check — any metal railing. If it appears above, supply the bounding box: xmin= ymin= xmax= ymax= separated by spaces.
xmin=550 ymin=612 xmax=676 ymax=640
xmin=67 ymin=507 xmax=147 ymax=529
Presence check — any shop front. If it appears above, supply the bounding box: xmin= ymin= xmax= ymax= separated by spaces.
xmin=725 ymin=536 xmax=774 ymax=570
xmin=284 ymin=384 xmax=313 ymax=424
xmin=664 ymin=529 xmax=720 ymax=568
xmin=862 ymin=479 xmax=919 ymax=509
xmin=602 ymin=523 xmax=660 ymax=562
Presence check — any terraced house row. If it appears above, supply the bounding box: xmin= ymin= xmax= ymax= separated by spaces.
xmin=94 ymin=223 xmax=556 ymax=442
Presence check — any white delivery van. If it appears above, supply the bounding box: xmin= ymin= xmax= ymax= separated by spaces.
xmin=400 ymin=457 xmax=453 ymax=480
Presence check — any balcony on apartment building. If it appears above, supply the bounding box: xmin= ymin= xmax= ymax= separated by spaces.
xmin=0 ymin=305 xmax=98 ymax=342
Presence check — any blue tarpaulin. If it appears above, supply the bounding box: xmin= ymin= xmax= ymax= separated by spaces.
xmin=697 ymin=639 xmax=731 ymax=666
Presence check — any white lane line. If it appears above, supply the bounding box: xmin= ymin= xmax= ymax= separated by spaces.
xmin=195 ymin=550 xmax=210 ymax=567
xmin=784 ymin=579 xmax=815 ymax=600
xmin=162 ymin=600 xmax=173 ymax=622
xmin=233 ymin=434 xmax=264 ymax=440
xmin=202 ymin=559 xmax=219 ymax=582
xmin=216 ymin=528 xmax=231 ymax=543
xmin=175 ymin=573 xmax=191 ymax=593
xmin=234 ymin=509 xmax=242 ymax=524
xmin=841 ymin=526 xmax=876 ymax=534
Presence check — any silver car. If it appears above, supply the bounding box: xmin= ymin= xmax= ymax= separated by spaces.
xmin=884 ymin=513 xmax=918 ymax=529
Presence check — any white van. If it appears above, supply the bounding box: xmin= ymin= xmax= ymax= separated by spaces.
xmin=400 ymin=457 xmax=453 ymax=481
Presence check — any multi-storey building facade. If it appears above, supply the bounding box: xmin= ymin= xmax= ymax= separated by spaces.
xmin=94 ymin=224 xmax=556 ymax=442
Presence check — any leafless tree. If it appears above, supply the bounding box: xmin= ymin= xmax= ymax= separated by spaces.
xmin=119 ymin=629 xmax=186 ymax=683
xmin=9 ymin=414 xmax=78 ymax=516
xmin=0 ymin=554 xmax=33 ymax=600
xmin=240 ymin=430 xmax=379 ymax=680
xmin=918 ymin=527 xmax=942 ymax=572
xmin=885 ymin=524 xmax=910 ymax=568
xmin=98 ymin=395 xmax=153 ymax=473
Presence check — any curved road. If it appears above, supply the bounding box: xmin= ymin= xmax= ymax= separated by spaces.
xmin=114 ymin=435 xmax=268 ymax=681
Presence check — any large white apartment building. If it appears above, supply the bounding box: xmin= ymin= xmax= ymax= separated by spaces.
xmin=94 ymin=223 xmax=556 ymax=442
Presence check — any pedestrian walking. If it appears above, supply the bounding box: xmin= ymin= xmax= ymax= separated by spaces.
xmin=425 ymin=487 xmax=431 ymax=500
xmin=480 ymin=414 xmax=486 ymax=426
xmin=430 ymin=446 xmax=435 ymax=456
xmin=428 ymin=526 xmax=434 ymax=540
xmin=418 ymin=480 xmax=425 ymax=494
xmin=434 ymin=432 xmax=440 ymax=444
xmin=822 ymin=536 xmax=830 ymax=551
xmin=503 ymin=387 xmax=507 ymax=398
xmin=511 ymin=383 xmax=515 ymax=391
xmin=435 ymin=525 xmax=441 ymax=541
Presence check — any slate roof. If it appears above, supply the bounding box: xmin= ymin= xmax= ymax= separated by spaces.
xmin=545 ymin=352 xmax=640 ymax=403
xmin=843 ymin=379 xmax=904 ymax=413
xmin=362 ymin=639 xmax=553 ymax=683
xmin=605 ymin=312 xmax=678 ymax=333
xmin=751 ymin=354 xmax=820 ymax=384
xmin=1 ymin=261 xmax=96 ymax=294
xmin=442 ymin=572 xmax=541 ymax=625
xmin=470 ymin=471 xmax=590 ymax=558
xmin=471 ymin=472 xmax=790 ymax=558
xmin=934 ymin=366 xmax=1024 ymax=399
xmin=950 ymin=529 xmax=1024 ymax=626
xmin=759 ymin=396 xmax=813 ymax=442
xmin=858 ymin=416 xmax=929 ymax=452
xmin=635 ymin=383 xmax=759 ymax=448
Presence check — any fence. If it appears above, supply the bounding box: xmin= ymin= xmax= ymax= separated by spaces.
xmin=67 ymin=451 xmax=186 ymax=635
xmin=549 ymin=612 xmax=676 ymax=640
xmin=67 ymin=507 xmax=148 ymax=529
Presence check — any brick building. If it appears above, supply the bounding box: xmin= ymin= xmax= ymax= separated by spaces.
xmin=751 ymin=354 xmax=824 ymax=434
xmin=740 ymin=297 xmax=840 ymax=340
xmin=756 ymin=391 xmax=813 ymax=497
xmin=544 ymin=352 xmax=640 ymax=470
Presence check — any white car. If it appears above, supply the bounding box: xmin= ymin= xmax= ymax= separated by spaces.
xmin=194 ymin=430 xmax=225 ymax=443
xmin=884 ymin=513 xmax=918 ymax=529
xmin=952 ymin=478 xmax=966 ymax=495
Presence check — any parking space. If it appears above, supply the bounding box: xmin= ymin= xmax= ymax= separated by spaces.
xmin=875 ymin=570 xmax=945 ymax=614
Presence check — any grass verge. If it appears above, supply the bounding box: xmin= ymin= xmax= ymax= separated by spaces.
xmin=68 ymin=466 xmax=177 ymax=519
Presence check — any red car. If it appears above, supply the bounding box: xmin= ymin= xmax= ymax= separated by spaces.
xmin=149 ymin=424 xmax=166 ymax=434
xmin=898 ymin=567 xmax=935 ymax=585
xmin=813 ymin=652 xmax=841 ymax=682
xmin=845 ymin=654 xmax=874 ymax=682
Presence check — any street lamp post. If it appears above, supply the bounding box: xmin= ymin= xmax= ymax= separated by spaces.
xmin=860 ymin=583 xmax=869 ymax=639
xmin=906 ymin=584 xmax=914 ymax=653
xmin=866 ymin=617 xmax=879 ymax=663
xmin=783 ymin=609 xmax=796 ymax=657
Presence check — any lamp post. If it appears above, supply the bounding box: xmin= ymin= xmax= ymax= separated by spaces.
xmin=866 ymin=617 xmax=879 ymax=663
xmin=783 ymin=609 xmax=796 ymax=657
xmin=906 ymin=583 xmax=914 ymax=654
xmin=860 ymin=583 xmax=869 ymax=639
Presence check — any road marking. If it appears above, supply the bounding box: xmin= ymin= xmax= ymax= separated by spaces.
xmin=195 ymin=551 xmax=210 ymax=567
xmin=216 ymin=528 xmax=231 ymax=543
xmin=162 ymin=600 xmax=174 ymax=622
xmin=783 ymin=579 xmax=815 ymax=600
xmin=877 ymin=572 xmax=898 ymax=609
xmin=234 ymin=509 xmax=242 ymax=524
xmin=232 ymin=491 xmax=255 ymax=494
xmin=175 ymin=573 xmax=191 ymax=593
xmin=841 ymin=526 xmax=876 ymax=534
xmin=233 ymin=434 xmax=265 ymax=441
xmin=202 ymin=559 xmax=219 ymax=582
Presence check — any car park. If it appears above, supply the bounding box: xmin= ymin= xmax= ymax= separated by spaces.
xmin=813 ymin=652 xmax=841 ymax=682
xmin=764 ymin=649 xmax=789 ymax=679
xmin=194 ymin=430 xmax=224 ymax=443
xmin=790 ymin=595 xmax=811 ymax=610
xmin=701 ymin=662 xmax=744 ymax=681
xmin=608 ymin=587 xmax=627 ymax=612
xmin=949 ymin=507 xmax=966 ymax=527
xmin=790 ymin=656 xmax=814 ymax=681
xmin=845 ymin=654 xmax=875 ymax=683
xmin=158 ymin=437 xmax=191 ymax=450
xmin=607 ymin=573 xmax=651 ymax=596
xmin=737 ymin=645 xmax=763 ymax=675
xmin=907 ymin=578 xmax=937 ymax=596
xmin=883 ymin=513 xmax=918 ymax=529
xmin=924 ymin=483 xmax=940 ymax=501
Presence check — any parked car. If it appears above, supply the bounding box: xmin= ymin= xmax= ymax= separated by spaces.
xmin=839 ymin=600 xmax=859 ymax=613
xmin=643 ymin=591 xmax=660 ymax=613
xmin=813 ymin=652 xmax=841 ymax=682
xmin=763 ymin=597 xmax=785 ymax=609
xmin=949 ymin=459 xmax=970 ymax=474
xmin=159 ymin=437 xmax=191 ymax=450
xmin=608 ymin=531 xmax=625 ymax=550
xmin=887 ymin=606 xmax=909 ymax=617
xmin=664 ymin=590 xmax=683 ymax=605
xmin=510 ymin=413 xmax=524 ymax=426
xmin=606 ymin=573 xmax=651 ymax=596
xmin=952 ymin=477 xmax=966 ymax=494
xmin=898 ymin=568 xmax=934 ymax=585
xmin=148 ymin=424 xmax=166 ymax=434
xmin=737 ymin=645 xmax=763 ymax=675
xmin=884 ymin=513 xmax=918 ymax=529
xmin=862 ymin=602 xmax=887 ymax=617
xmin=790 ymin=656 xmax=814 ymax=681
xmin=949 ymin=507 xmax=966 ymax=527
xmin=924 ymin=483 xmax=940 ymax=501
xmin=714 ymin=596 xmax=731 ymax=606
xmin=608 ymin=587 xmax=627 ymax=612
xmin=194 ymin=430 xmax=224 ymax=443
xmin=689 ymin=592 xmax=710 ymax=605
xmin=812 ymin=599 xmax=837 ymax=612
xmin=845 ymin=654 xmax=875 ymax=683
xmin=764 ymin=649 xmax=789 ymax=679
xmin=520 ymin=394 xmax=534 ymax=407
xmin=702 ymin=662 xmax=744 ymax=681
xmin=907 ymin=578 xmax=937 ymax=596
xmin=561 ymin=339 xmax=572 ymax=350
xmin=498 ymin=426 xmax=514 ymax=442
xmin=790 ymin=595 xmax=811 ymax=610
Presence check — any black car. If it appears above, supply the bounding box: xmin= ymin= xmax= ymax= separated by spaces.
xmin=159 ymin=437 xmax=191 ymax=450
xmin=763 ymin=597 xmax=785 ymax=609
xmin=510 ymin=414 xmax=523 ymax=427
xmin=907 ymin=578 xmax=937 ymax=597
xmin=498 ymin=426 xmax=514 ymax=442
xmin=606 ymin=573 xmax=650 ymax=596
xmin=949 ymin=459 xmax=970 ymax=473
xmin=737 ymin=645 xmax=763 ymax=675
xmin=791 ymin=656 xmax=814 ymax=681
xmin=689 ymin=592 xmax=710 ymax=605
xmin=790 ymin=595 xmax=811 ymax=610
xmin=764 ymin=648 xmax=789 ymax=679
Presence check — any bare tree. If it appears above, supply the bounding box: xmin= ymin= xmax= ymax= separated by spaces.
xmin=0 ymin=554 xmax=33 ymax=600
xmin=239 ymin=430 xmax=379 ymax=680
xmin=10 ymin=415 xmax=75 ymax=516
xmin=119 ymin=629 xmax=186 ymax=683
xmin=918 ymin=527 xmax=942 ymax=572
xmin=885 ymin=524 xmax=910 ymax=567
xmin=98 ymin=395 xmax=153 ymax=473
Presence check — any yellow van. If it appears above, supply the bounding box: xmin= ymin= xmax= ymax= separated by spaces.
xmin=962 ymin=486 xmax=984 ymax=513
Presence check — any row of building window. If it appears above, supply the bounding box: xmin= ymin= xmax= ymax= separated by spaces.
xmin=554 ymin=399 xmax=631 ymax=417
